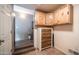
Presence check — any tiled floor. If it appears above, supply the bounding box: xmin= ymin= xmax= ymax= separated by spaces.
xmin=21 ymin=48 xmax=65 ymax=55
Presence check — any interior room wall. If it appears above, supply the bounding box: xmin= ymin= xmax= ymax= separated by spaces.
xmin=0 ymin=5 xmax=13 ymax=55
xmin=54 ymin=4 xmax=79 ymax=54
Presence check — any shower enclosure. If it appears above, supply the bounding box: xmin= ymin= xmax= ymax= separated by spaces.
xmin=14 ymin=11 xmax=34 ymax=50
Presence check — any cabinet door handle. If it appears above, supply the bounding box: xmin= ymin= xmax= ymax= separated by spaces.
xmin=62 ymin=13 xmax=64 ymax=16
xmin=0 ymin=40 xmax=4 ymax=46
xmin=67 ymin=11 xmax=69 ymax=15
xmin=0 ymin=40 xmax=4 ymax=43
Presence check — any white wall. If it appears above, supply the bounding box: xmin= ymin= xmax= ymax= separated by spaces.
xmin=54 ymin=5 xmax=79 ymax=54
xmin=0 ymin=5 xmax=13 ymax=55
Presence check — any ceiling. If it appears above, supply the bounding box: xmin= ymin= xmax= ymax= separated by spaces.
xmin=16 ymin=4 xmax=64 ymax=12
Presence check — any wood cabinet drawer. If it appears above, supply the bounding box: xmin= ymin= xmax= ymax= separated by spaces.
xmin=42 ymin=34 xmax=51 ymax=38
xmin=42 ymin=39 xmax=51 ymax=43
xmin=42 ymin=37 xmax=51 ymax=39
xmin=42 ymin=29 xmax=51 ymax=32
xmin=42 ymin=41 xmax=51 ymax=48
xmin=42 ymin=32 xmax=51 ymax=35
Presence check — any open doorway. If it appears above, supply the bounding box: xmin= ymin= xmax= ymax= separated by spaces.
xmin=12 ymin=5 xmax=35 ymax=54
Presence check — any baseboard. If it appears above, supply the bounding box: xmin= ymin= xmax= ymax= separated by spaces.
xmin=55 ymin=46 xmax=67 ymax=55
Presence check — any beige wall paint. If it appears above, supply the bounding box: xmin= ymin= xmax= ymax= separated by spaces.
xmin=54 ymin=5 xmax=79 ymax=54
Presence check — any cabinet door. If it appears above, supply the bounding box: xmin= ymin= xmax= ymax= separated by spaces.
xmin=35 ymin=11 xmax=46 ymax=25
xmin=61 ymin=5 xmax=73 ymax=24
xmin=54 ymin=4 xmax=73 ymax=25
xmin=54 ymin=10 xmax=60 ymax=25
xmin=46 ymin=13 xmax=54 ymax=25
xmin=57 ymin=8 xmax=64 ymax=24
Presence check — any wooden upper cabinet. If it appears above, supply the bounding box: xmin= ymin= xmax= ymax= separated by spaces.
xmin=54 ymin=4 xmax=73 ymax=25
xmin=54 ymin=10 xmax=59 ymax=25
xmin=35 ymin=4 xmax=73 ymax=26
xmin=46 ymin=13 xmax=54 ymax=25
xmin=35 ymin=11 xmax=46 ymax=25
